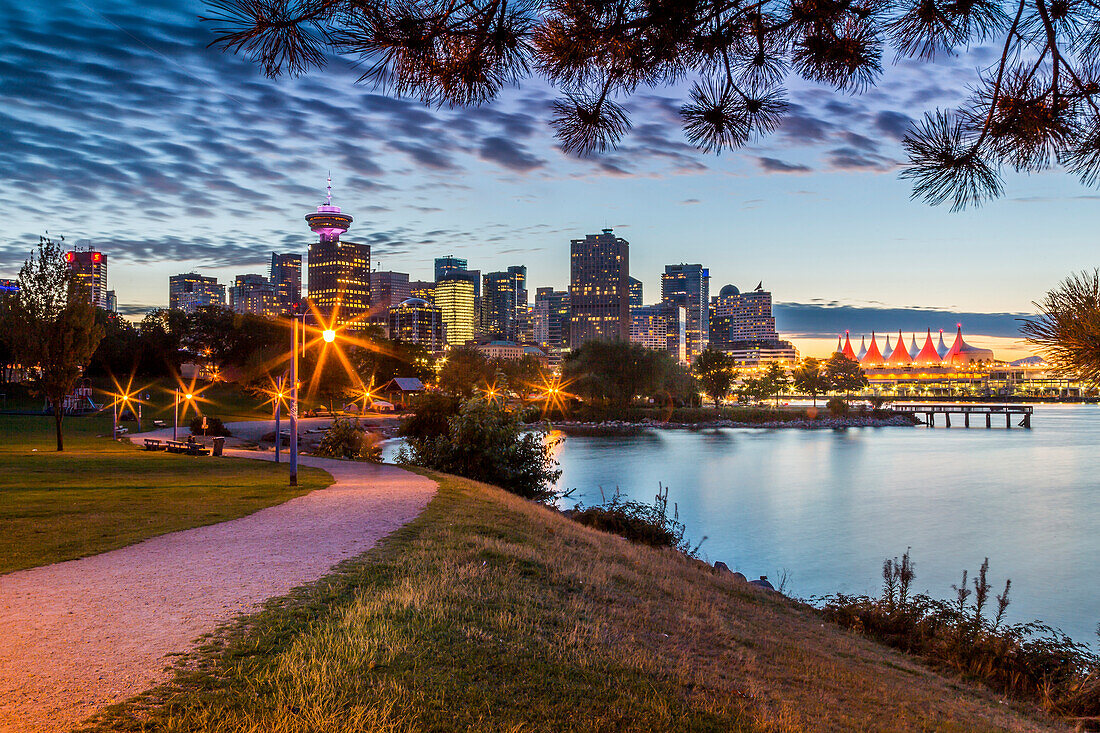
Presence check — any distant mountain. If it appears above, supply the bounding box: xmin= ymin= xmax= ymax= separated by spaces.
xmin=1010 ymin=356 xmax=1045 ymax=366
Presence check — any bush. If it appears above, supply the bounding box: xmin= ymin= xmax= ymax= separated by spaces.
xmin=398 ymin=393 xmax=461 ymax=441
xmin=817 ymin=552 xmax=1100 ymax=719
xmin=570 ymin=484 xmax=704 ymax=557
xmin=189 ymin=415 xmax=231 ymax=436
xmin=314 ymin=418 xmax=382 ymax=462
xmin=397 ymin=398 xmax=561 ymax=502
xmin=825 ymin=396 xmax=849 ymax=417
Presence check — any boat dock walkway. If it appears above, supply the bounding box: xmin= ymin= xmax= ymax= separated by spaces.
xmin=894 ymin=404 xmax=1033 ymax=429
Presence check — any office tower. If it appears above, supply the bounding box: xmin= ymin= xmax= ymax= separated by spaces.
xmin=305 ymin=177 xmax=370 ymax=328
xmin=630 ymin=304 xmax=687 ymax=363
xmin=481 ymin=266 xmax=527 ymax=341
xmin=65 ymin=248 xmax=108 ymax=308
xmin=435 ymin=277 xmax=476 ymax=346
xmin=229 ymin=274 xmax=282 ymax=317
xmin=435 ymin=255 xmax=467 ymax=282
xmin=169 ymin=273 xmax=226 ymax=313
xmin=628 ymin=277 xmax=643 ymax=307
xmin=388 ymin=298 xmax=445 ymax=352
xmin=270 ymin=253 xmax=302 ymax=312
xmin=569 ymin=228 xmax=630 ymax=346
xmin=409 ymin=280 xmax=436 ymax=303
xmin=370 ymin=271 xmax=412 ymax=314
xmin=105 ymin=290 xmax=117 ymax=313
xmin=661 ymin=263 xmax=710 ymax=361
xmin=533 ymin=287 xmax=570 ymax=349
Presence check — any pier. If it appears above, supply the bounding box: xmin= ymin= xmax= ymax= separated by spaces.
xmin=893 ymin=404 xmax=1033 ymax=429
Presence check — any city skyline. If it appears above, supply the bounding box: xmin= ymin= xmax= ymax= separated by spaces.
xmin=1 ymin=0 xmax=1082 ymax=360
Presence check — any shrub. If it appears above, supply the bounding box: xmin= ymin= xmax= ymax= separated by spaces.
xmin=189 ymin=415 xmax=231 ymax=436
xmin=314 ymin=418 xmax=382 ymax=462
xmin=398 ymin=393 xmax=461 ymax=441
xmin=397 ymin=398 xmax=561 ymax=502
xmin=825 ymin=396 xmax=849 ymax=417
xmin=817 ymin=552 xmax=1100 ymax=719
xmin=570 ymin=484 xmax=704 ymax=558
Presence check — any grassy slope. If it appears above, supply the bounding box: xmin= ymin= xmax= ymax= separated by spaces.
xmin=0 ymin=414 xmax=331 ymax=574
xmin=84 ymin=471 xmax=1062 ymax=733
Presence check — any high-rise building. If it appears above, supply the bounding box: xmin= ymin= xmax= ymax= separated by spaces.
xmin=709 ymin=283 xmax=797 ymax=364
xmin=569 ymin=228 xmax=630 ymax=346
xmin=409 ymin=280 xmax=436 ymax=303
xmin=435 ymin=277 xmax=476 ymax=346
xmin=630 ymin=304 xmax=687 ymax=363
xmin=628 ymin=277 xmax=643 ymax=307
xmin=435 ymin=255 xmax=466 ymax=282
xmin=305 ymin=178 xmax=370 ymax=328
xmin=370 ymin=271 xmax=412 ymax=314
xmin=270 ymin=253 xmax=302 ymax=312
xmin=533 ymin=287 xmax=570 ymax=349
xmin=169 ymin=273 xmax=226 ymax=313
xmin=481 ymin=266 xmax=527 ymax=341
xmin=661 ymin=264 xmax=710 ymax=361
xmin=105 ymin=290 xmax=117 ymax=313
xmin=66 ymin=248 xmax=108 ymax=309
xmin=229 ymin=274 xmax=281 ymax=317
xmin=388 ymin=298 xmax=445 ymax=352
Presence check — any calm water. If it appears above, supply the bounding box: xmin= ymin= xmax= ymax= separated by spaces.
xmin=386 ymin=405 xmax=1099 ymax=644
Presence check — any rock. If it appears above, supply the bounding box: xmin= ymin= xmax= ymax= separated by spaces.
xmin=749 ymin=575 xmax=775 ymax=591
xmin=730 ymin=572 xmax=747 ymax=582
xmin=714 ymin=561 xmax=731 ymax=573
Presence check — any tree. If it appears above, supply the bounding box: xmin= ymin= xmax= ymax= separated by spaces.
xmin=437 ymin=345 xmax=497 ymax=398
xmin=208 ymin=0 xmax=1100 ymax=208
xmin=6 ymin=236 xmax=104 ymax=451
xmin=561 ymin=340 xmax=674 ymax=407
xmin=693 ymin=348 xmax=737 ymax=407
xmin=824 ymin=352 xmax=869 ymax=401
xmin=139 ymin=309 xmax=189 ymax=376
xmin=497 ymin=354 xmax=546 ymax=404
xmin=759 ymin=361 xmax=791 ymax=408
xmin=1021 ymin=270 xmax=1100 ymax=384
xmin=791 ymin=357 xmax=829 ymax=406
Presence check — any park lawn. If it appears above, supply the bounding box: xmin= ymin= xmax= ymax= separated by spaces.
xmin=84 ymin=471 xmax=1061 ymax=733
xmin=0 ymin=414 xmax=332 ymax=574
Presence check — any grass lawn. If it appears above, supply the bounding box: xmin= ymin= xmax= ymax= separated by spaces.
xmin=0 ymin=414 xmax=332 ymax=574
xmin=83 ymin=471 xmax=1061 ymax=733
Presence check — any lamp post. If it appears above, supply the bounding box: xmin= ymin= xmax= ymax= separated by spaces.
xmin=274 ymin=374 xmax=283 ymax=464
xmin=290 ymin=314 xmax=301 ymax=486
xmin=112 ymin=399 xmax=118 ymax=440
xmin=173 ymin=388 xmax=193 ymax=441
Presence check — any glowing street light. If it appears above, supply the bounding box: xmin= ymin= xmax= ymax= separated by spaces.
xmin=174 ymin=389 xmax=194 ymax=441
xmin=322 ymin=328 xmax=336 ymax=343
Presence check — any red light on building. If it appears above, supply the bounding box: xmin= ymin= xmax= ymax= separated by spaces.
xmin=65 ymin=252 xmax=74 ymax=262
xmin=92 ymin=252 xmax=102 ymax=263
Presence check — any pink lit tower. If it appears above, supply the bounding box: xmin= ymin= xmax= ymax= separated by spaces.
xmin=304 ymin=176 xmax=370 ymax=328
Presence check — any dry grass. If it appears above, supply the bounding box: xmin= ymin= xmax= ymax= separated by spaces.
xmin=82 ymin=472 xmax=1067 ymax=733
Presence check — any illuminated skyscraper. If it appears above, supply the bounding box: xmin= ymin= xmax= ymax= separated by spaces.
xmin=270 ymin=253 xmax=302 ymax=313
xmin=569 ymin=229 xmax=630 ymax=345
xmin=435 ymin=277 xmax=476 ymax=346
xmin=305 ymin=178 xmax=370 ymax=328
xmin=435 ymin=255 xmax=467 ymax=282
xmin=66 ymin=248 xmax=108 ymax=308
xmin=388 ymin=298 xmax=445 ymax=352
xmin=709 ymin=283 xmax=797 ymax=364
xmin=370 ymin=271 xmax=412 ymax=314
xmin=661 ymin=263 xmax=710 ymax=361
xmin=628 ymin=277 xmax=643 ymax=307
xmin=533 ymin=287 xmax=570 ymax=349
xmin=169 ymin=273 xmax=225 ymax=313
xmin=481 ymin=266 xmax=527 ymax=341
xmin=229 ymin=274 xmax=281 ymax=317
xmin=630 ymin=304 xmax=687 ymax=363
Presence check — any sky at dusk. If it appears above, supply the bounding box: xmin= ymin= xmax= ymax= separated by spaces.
xmin=2 ymin=0 xmax=1097 ymax=359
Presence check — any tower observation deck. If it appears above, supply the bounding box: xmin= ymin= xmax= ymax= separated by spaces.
xmin=305 ymin=176 xmax=370 ymax=328
xmin=305 ymin=176 xmax=353 ymax=242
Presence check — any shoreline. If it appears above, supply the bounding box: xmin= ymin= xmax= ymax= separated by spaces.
xmin=549 ymin=414 xmax=918 ymax=435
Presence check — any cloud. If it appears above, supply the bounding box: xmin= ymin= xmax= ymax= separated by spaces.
xmin=757 ymin=157 xmax=812 ymax=173
xmin=874 ymin=111 xmax=915 ymax=141
xmin=478 ymin=136 xmax=545 ymax=172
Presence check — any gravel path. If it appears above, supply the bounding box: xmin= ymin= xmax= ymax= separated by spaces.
xmin=0 ymin=427 xmax=436 ymax=733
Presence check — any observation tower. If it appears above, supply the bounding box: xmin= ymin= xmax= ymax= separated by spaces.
xmin=305 ymin=176 xmax=353 ymax=242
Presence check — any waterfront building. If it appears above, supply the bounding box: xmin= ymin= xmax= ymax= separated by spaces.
xmin=533 ymin=287 xmax=570 ymax=349
xmin=305 ymin=178 xmax=370 ymax=328
xmin=66 ymin=248 xmax=109 ymax=309
xmin=855 ymin=325 xmax=994 ymax=368
xmin=229 ymin=274 xmax=282 ymax=317
xmin=270 ymin=253 xmax=301 ymax=312
xmin=661 ymin=264 xmax=709 ymax=360
xmin=628 ymin=277 xmax=643 ymax=307
xmin=630 ymin=304 xmax=687 ymax=363
xmin=169 ymin=273 xmax=225 ymax=313
xmin=569 ymin=228 xmax=630 ymax=346
xmin=435 ymin=277 xmax=477 ymax=346
xmin=476 ymin=341 xmax=549 ymax=364
xmin=709 ymin=283 xmax=796 ymax=364
xmin=481 ymin=266 xmax=527 ymax=341
xmin=387 ymin=298 xmax=444 ymax=352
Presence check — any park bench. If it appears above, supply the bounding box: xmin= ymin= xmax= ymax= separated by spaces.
xmin=143 ymin=438 xmax=166 ymax=451
xmin=164 ymin=440 xmax=210 ymax=456
xmin=152 ymin=419 xmax=167 ymax=429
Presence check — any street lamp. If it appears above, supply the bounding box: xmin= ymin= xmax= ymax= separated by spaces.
xmin=322 ymin=328 xmax=336 ymax=343
xmin=174 ymin=388 xmax=193 ymax=441
xmin=290 ymin=313 xmax=303 ymax=486
xmin=274 ymin=375 xmax=285 ymax=464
